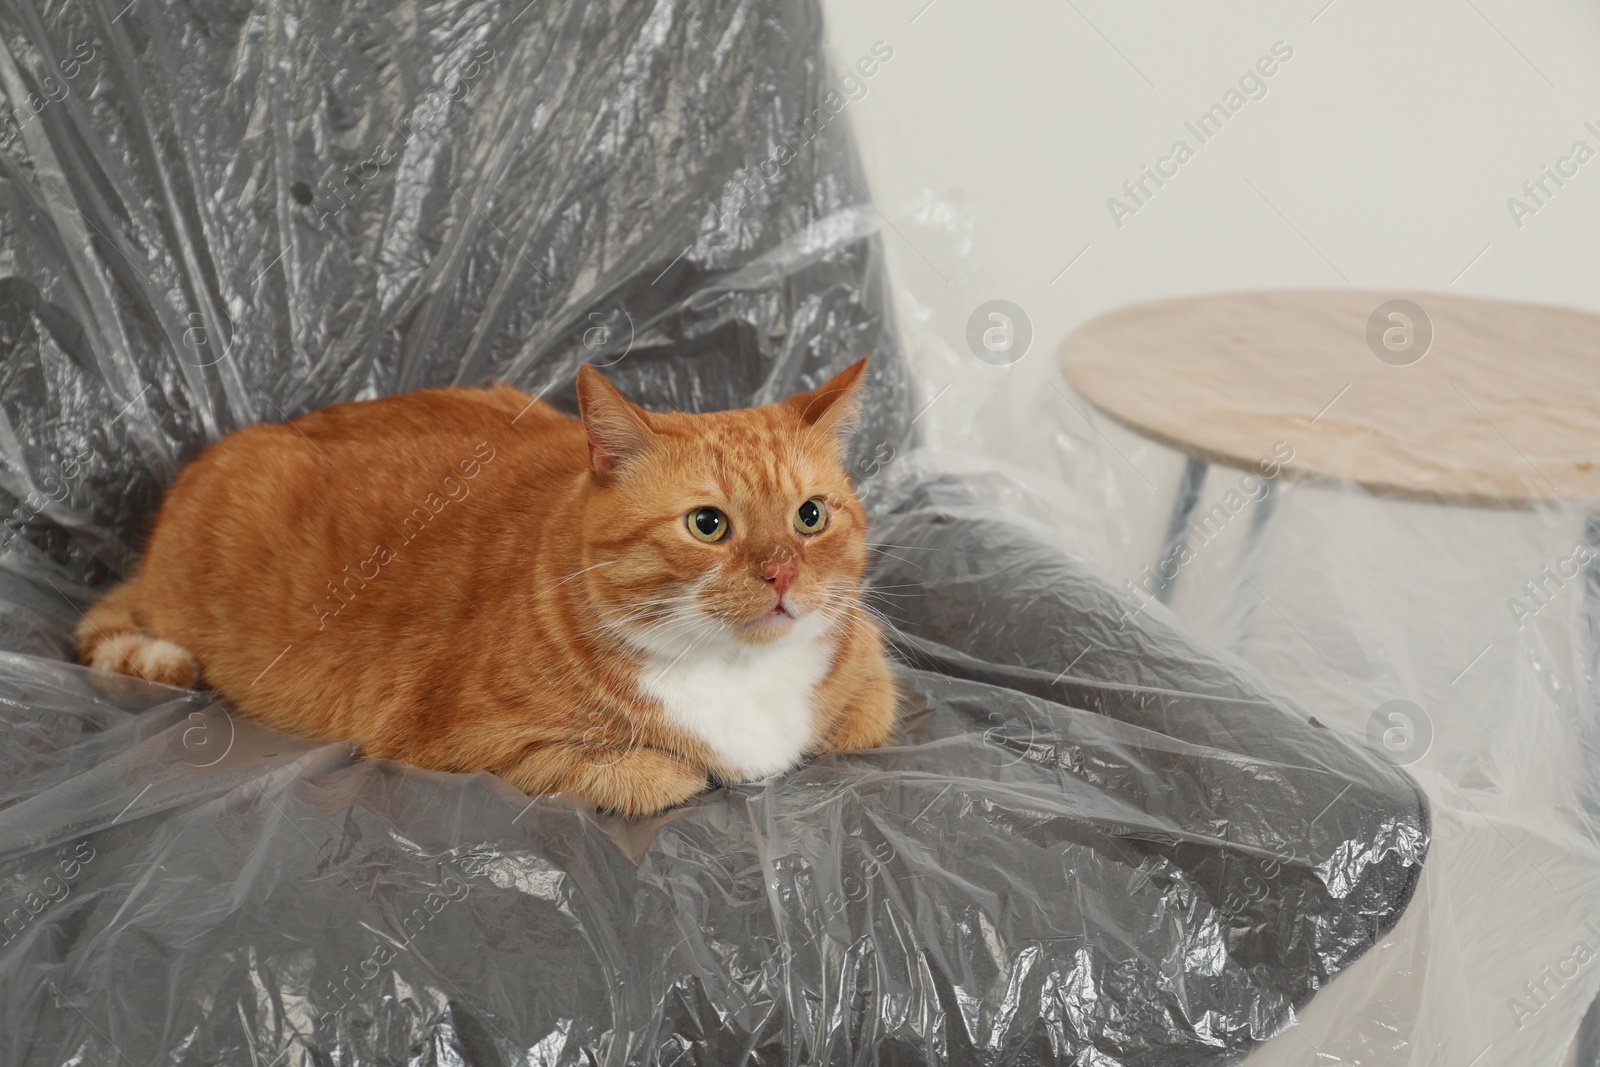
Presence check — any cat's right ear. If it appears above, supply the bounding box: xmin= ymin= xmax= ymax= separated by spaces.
xmin=576 ymin=364 xmax=653 ymax=479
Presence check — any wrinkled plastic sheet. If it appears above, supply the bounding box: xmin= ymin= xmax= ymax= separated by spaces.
xmin=1025 ymin=325 xmax=1600 ymax=1065
xmin=0 ymin=0 xmax=1427 ymax=1063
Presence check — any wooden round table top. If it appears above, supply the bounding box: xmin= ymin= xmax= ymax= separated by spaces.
xmin=1058 ymin=290 xmax=1600 ymax=506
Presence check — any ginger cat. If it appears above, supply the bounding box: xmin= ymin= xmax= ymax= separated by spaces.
xmin=76 ymin=359 xmax=897 ymax=815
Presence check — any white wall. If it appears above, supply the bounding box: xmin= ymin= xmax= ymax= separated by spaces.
xmin=816 ymin=10 xmax=1600 ymax=1064
xmin=819 ymin=0 xmax=1600 ymax=572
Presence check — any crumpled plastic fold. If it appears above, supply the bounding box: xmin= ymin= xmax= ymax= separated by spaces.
xmin=0 ymin=0 xmax=1427 ymax=1062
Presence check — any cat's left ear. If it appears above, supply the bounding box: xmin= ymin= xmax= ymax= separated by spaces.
xmin=576 ymin=364 xmax=654 ymax=479
xmin=787 ymin=356 xmax=868 ymax=438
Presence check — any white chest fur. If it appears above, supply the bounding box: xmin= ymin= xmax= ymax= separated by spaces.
xmin=630 ymin=612 xmax=837 ymax=780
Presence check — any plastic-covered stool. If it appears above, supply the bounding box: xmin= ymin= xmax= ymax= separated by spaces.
xmin=1060 ymin=290 xmax=1600 ymax=600
xmin=1060 ymin=290 xmax=1600 ymax=1066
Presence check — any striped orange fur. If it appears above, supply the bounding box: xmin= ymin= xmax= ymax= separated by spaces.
xmin=76 ymin=359 xmax=896 ymax=815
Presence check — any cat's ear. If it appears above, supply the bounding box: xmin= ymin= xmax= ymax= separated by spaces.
xmin=576 ymin=364 xmax=653 ymax=478
xmin=787 ymin=356 xmax=868 ymax=438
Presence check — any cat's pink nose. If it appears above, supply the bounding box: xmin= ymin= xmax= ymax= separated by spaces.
xmin=760 ymin=560 xmax=797 ymax=596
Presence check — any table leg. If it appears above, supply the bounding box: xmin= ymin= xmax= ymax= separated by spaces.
xmin=1154 ymin=456 xmax=1208 ymax=605
xmin=1229 ymin=478 xmax=1280 ymax=655
xmin=1585 ymin=514 xmax=1599 ymax=706
xmin=1573 ymin=514 xmax=1600 ymax=1067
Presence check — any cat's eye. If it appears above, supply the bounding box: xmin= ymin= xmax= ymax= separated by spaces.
xmin=794 ymin=497 xmax=828 ymax=535
xmin=687 ymin=507 xmax=729 ymax=543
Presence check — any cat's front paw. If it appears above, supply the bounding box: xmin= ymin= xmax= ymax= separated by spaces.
xmin=823 ymin=710 xmax=895 ymax=753
xmin=820 ymin=683 xmax=899 ymax=753
xmin=594 ymin=749 xmax=710 ymax=816
xmin=501 ymin=744 xmax=709 ymax=817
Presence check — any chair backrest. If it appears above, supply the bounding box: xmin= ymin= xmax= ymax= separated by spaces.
xmin=0 ymin=0 xmax=914 ymax=658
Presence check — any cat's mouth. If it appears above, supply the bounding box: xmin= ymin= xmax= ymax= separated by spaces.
xmin=737 ymin=596 xmax=797 ymax=635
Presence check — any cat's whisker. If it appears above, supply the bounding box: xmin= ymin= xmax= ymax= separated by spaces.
xmin=611 ymin=598 xmax=713 ymax=639
xmin=628 ymin=615 xmax=704 ymax=646
xmin=867 ymin=548 xmax=924 ymax=571
xmin=658 ymin=618 xmax=723 ymax=672
xmin=817 ymin=583 xmax=897 ymax=630
xmin=569 ymin=611 xmax=697 ymax=652
xmin=587 ymin=591 xmax=701 ymax=626
xmin=590 ymin=600 xmax=682 ymax=623
xmin=598 ymin=599 xmax=697 ymax=626
xmin=601 ymin=592 xmax=699 ymax=614
xmin=585 ymin=607 xmax=691 ymax=643
xmin=577 ymin=604 xmax=687 ymax=638
xmin=549 ymin=559 xmax=619 ymax=587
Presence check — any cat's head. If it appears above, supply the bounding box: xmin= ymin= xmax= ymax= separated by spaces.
xmin=575 ymin=359 xmax=872 ymax=650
